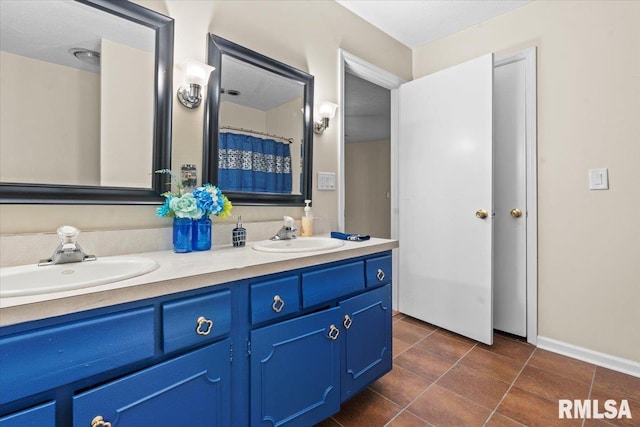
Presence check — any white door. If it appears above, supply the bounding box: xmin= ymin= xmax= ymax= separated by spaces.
xmin=493 ymin=56 xmax=528 ymax=337
xmin=398 ymin=54 xmax=494 ymax=344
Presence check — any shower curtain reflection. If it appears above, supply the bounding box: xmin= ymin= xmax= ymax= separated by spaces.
xmin=218 ymin=132 xmax=292 ymax=194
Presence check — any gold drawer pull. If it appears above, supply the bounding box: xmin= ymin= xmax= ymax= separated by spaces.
xmin=376 ymin=269 xmax=385 ymax=282
xmin=327 ymin=324 xmax=340 ymax=340
xmin=196 ymin=316 xmax=213 ymax=336
xmin=91 ymin=416 xmax=111 ymax=427
xmin=272 ymin=295 xmax=285 ymax=313
xmin=343 ymin=314 xmax=352 ymax=329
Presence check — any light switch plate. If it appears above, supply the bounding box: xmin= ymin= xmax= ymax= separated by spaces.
xmin=317 ymin=172 xmax=336 ymax=191
xmin=589 ymin=168 xmax=609 ymax=190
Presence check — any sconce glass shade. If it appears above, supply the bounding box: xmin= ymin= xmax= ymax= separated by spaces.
xmin=318 ymin=101 xmax=338 ymax=119
xmin=313 ymin=101 xmax=338 ymax=134
xmin=178 ymin=59 xmax=215 ymax=109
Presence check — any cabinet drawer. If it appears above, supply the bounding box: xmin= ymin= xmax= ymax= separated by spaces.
xmin=302 ymin=261 xmax=364 ymax=307
xmin=162 ymin=289 xmax=231 ymax=353
xmin=0 ymin=401 xmax=55 ymax=427
xmin=73 ymin=340 xmax=231 ymax=427
xmin=0 ymin=307 xmax=154 ymax=405
xmin=251 ymin=276 xmax=300 ymax=324
xmin=365 ymin=254 xmax=392 ymax=287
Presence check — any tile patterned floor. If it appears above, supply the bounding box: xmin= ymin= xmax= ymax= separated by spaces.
xmin=315 ymin=313 xmax=640 ymax=427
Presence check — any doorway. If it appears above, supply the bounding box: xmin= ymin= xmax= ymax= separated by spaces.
xmin=493 ymin=48 xmax=538 ymax=340
xmin=343 ymin=73 xmax=391 ymax=238
xmin=338 ymin=50 xmax=405 ymax=309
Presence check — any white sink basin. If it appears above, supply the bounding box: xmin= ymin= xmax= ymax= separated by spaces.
xmin=252 ymin=237 xmax=345 ymax=253
xmin=0 ymin=256 xmax=158 ymax=298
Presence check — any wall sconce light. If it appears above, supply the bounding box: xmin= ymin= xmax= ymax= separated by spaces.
xmin=313 ymin=101 xmax=338 ymax=135
xmin=177 ymin=59 xmax=215 ymax=109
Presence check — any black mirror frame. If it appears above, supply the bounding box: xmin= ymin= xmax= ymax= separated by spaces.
xmin=203 ymin=34 xmax=314 ymax=206
xmin=0 ymin=0 xmax=174 ymax=205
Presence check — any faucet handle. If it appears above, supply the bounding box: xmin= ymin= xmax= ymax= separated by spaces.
xmin=57 ymin=225 xmax=80 ymax=244
xmin=283 ymin=216 xmax=295 ymax=229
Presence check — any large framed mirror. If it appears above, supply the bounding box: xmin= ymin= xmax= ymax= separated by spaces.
xmin=203 ymin=34 xmax=313 ymax=206
xmin=0 ymin=0 xmax=173 ymax=204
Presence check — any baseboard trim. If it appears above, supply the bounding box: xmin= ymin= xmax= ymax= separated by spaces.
xmin=537 ymin=336 xmax=640 ymax=378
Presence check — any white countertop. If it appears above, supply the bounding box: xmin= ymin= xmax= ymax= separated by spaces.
xmin=0 ymin=237 xmax=398 ymax=327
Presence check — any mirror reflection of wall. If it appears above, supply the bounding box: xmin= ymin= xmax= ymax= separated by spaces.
xmin=0 ymin=0 xmax=155 ymax=188
xmin=218 ymin=55 xmax=305 ymax=195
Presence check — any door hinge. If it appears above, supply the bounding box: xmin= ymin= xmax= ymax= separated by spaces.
xmin=229 ymin=343 xmax=233 ymax=363
xmin=247 ymin=339 xmax=251 ymax=357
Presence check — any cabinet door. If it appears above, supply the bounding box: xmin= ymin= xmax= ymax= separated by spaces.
xmin=73 ymin=340 xmax=231 ymax=427
xmin=340 ymin=284 xmax=392 ymax=401
xmin=0 ymin=401 xmax=55 ymax=427
xmin=250 ymin=307 xmax=341 ymax=427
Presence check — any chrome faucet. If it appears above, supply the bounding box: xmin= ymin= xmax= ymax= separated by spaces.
xmin=38 ymin=225 xmax=96 ymax=266
xmin=271 ymin=216 xmax=297 ymax=241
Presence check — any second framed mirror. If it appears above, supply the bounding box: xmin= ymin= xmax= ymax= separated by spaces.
xmin=203 ymin=34 xmax=314 ymax=206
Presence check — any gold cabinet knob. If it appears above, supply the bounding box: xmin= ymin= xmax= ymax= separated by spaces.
xmin=196 ymin=316 xmax=213 ymax=336
xmin=343 ymin=314 xmax=352 ymax=330
xmin=510 ymin=208 xmax=522 ymax=218
xmin=327 ymin=324 xmax=340 ymax=340
xmin=91 ymin=416 xmax=112 ymax=427
xmin=272 ymin=295 xmax=285 ymax=313
xmin=475 ymin=209 xmax=489 ymax=219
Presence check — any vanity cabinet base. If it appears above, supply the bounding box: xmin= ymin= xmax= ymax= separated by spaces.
xmin=1 ymin=251 xmax=393 ymax=427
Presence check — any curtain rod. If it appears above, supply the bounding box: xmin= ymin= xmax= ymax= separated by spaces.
xmin=220 ymin=126 xmax=294 ymax=144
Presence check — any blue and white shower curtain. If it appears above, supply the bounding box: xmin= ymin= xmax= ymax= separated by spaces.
xmin=218 ymin=132 xmax=292 ymax=194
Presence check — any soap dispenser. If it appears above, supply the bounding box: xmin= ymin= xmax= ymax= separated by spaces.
xmin=232 ymin=216 xmax=246 ymax=247
xmin=301 ymin=199 xmax=314 ymax=237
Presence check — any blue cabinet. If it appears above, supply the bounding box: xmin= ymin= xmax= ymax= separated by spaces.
xmin=74 ymin=340 xmax=231 ymax=427
xmin=250 ymin=308 xmax=341 ymax=427
xmin=0 ymin=401 xmax=55 ymax=427
xmin=0 ymin=307 xmax=155 ymax=405
xmin=162 ymin=289 xmax=232 ymax=353
xmin=250 ymin=257 xmax=393 ymax=427
xmin=250 ymin=275 xmax=300 ymax=324
xmin=340 ymin=284 xmax=392 ymax=401
xmin=0 ymin=251 xmax=392 ymax=427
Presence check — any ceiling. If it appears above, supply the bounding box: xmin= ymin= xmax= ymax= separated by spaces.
xmin=0 ymin=0 xmax=154 ymax=73
xmin=340 ymin=0 xmax=533 ymax=143
xmin=335 ymin=0 xmax=533 ymax=49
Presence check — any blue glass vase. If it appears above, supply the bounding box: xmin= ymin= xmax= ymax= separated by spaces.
xmin=192 ymin=217 xmax=212 ymax=251
xmin=172 ymin=218 xmax=193 ymax=253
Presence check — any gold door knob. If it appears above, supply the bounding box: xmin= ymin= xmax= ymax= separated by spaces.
xmin=510 ymin=208 xmax=522 ymax=218
xmin=475 ymin=209 xmax=489 ymax=219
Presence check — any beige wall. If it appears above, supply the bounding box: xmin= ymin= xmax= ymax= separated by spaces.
xmin=413 ymin=0 xmax=640 ymax=362
xmin=345 ymin=139 xmax=390 ymax=238
xmin=266 ymin=97 xmax=304 ymax=195
xmin=0 ymin=51 xmax=100 ymax=186
xmin=100 ymin=38 xmax=154 ymax=188
xmin=0 ymin=0 xmax=411 ymax=234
